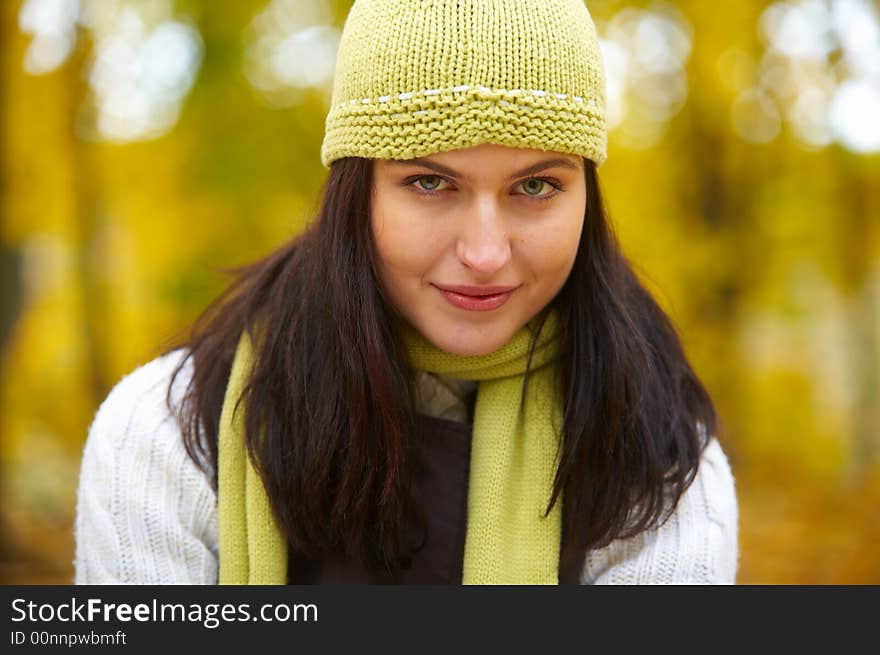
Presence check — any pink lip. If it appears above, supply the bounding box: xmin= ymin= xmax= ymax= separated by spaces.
xmin=433 ymin=283 xmax=520 ymax=312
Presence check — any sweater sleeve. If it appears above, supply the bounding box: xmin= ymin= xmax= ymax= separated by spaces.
xmin=74 ymin=350 xmax=219 ymax=584
xmin=581 ymin=437 xmax=739 ymax=584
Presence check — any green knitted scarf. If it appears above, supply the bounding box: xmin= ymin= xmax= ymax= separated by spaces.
xmin=218 ymin=314 xmax=564 ymax=584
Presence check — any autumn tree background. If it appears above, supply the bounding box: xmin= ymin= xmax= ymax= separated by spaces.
xmin=1 ymin=0 xmax=878 ymax=584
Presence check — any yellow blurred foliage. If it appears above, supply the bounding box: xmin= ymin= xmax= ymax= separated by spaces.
xmin=1 ymin=0 xmax=878 ymax=584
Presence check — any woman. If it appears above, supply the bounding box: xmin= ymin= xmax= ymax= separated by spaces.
xmin=74 ymin=0 xmax=738 ymax=584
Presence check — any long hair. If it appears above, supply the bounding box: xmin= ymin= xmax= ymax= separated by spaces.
xmin=164 ymin=157 xmax=717 ymax=572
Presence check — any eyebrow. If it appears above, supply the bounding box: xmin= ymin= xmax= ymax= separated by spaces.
xmin=386 ymin=156 xmax=580 ymax=180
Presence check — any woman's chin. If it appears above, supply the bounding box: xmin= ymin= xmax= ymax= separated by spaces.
xmin=427 ymin=327 xmax=513 ymax=358
xmin=441 ymin=344 xmax=498 ymax=357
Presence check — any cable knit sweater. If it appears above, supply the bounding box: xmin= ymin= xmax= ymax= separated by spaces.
xmin=74 ymin=349 xmax=739 ymax=584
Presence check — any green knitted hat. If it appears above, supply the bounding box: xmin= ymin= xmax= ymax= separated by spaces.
xmin=320 ymin=0 xmax=607 ymax=168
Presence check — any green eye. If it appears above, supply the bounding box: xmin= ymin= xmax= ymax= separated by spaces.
xmin=521 ymin=179 xmax=546 ymax=196
xmin=416 ymin=175 xmax=444 ymax=191
xmin=517 ymin=177 xmax=563 ymax=203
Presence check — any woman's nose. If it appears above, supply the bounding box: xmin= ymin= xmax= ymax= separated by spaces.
xmin=455 ymin=199 xmax=512 ymax=275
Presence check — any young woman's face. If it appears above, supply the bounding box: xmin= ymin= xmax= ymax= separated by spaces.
xmin=371 ymin=143 xmax=587 ymax=356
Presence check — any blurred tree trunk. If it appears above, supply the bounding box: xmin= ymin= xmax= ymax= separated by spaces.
xmin=66 ymin=27 xmax=109 ymax=404
xmin=0 ymin=0 xmax=21 ymax=571
xmin=838 ymin=157 xmax=880 ymax=477
xmin=674 ymin=0 xmax=767 ymax=451
xmin=0 ymin=2 xmax=23 ymax=349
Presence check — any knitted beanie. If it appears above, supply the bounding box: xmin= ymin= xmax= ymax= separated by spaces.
xmin=320 ymin=0 xmax=607 ymax=168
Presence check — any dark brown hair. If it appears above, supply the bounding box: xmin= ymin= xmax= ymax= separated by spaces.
xmin=163 ymin=157 xmax=717 ymax=572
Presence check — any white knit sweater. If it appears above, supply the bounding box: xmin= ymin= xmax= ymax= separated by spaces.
xmin=74 ymin=349 xmax=739 ymax=584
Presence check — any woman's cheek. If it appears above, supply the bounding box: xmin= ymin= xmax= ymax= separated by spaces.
xmin=375 ymin=225 xmax=437 ymax=288
xmin=520 ymin=218 xmax=579 ymax=268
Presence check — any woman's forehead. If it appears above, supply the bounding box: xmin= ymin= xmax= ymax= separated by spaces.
xmin=377 ymin=144 xmax=583 ymax=178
